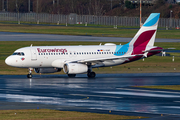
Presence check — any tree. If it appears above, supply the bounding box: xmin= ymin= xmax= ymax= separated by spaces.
xmin=125 ymin=1 xmax=135 ymax=9
xmin=155 ymin=0 xmax=166 ymax=6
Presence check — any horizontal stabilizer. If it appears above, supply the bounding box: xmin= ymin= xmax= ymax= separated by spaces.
xmin=143 ymin=48 xmax=176 ymax=53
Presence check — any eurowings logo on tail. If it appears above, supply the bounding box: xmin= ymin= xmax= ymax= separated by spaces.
xmin=129 ymin=13 xmax=160 ymax=55
xmin=114 ymin=13 xmax=161 ymax=57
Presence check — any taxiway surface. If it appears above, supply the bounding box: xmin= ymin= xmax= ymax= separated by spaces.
xmin=0 ymin=73 xmax=180 ymax=119
xmin=0 ymin=32 xmax=180 ymax=42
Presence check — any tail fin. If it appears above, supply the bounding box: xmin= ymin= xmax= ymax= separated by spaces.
xmin=128 ymin=13 xmax=160 ymax=55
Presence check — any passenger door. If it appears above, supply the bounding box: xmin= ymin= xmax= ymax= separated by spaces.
xmin=30 ymin=49 xmax=37 ymax=61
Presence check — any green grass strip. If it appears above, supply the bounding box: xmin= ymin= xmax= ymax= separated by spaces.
xmin=0 ymin=24 xmax=180 ymax=39
xmin=137 ymin=85 xmax=180 ymax=91
xmin=0 ymin=109 xmax=146 ymax=120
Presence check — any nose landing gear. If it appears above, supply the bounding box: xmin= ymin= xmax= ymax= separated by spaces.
xmin=27 ymin=68 xmax=33 ymax=78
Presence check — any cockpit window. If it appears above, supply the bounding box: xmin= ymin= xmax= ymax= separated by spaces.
xmin=12 ymin=52 xmax=25 ymax=56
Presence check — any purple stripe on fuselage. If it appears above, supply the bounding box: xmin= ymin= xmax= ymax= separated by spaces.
xmin=132 ymin=30 xmax=156 ymax=54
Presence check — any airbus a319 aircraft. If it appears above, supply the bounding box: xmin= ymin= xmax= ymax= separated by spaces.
xmin=5 ymin=13 xmax=164 ymax=78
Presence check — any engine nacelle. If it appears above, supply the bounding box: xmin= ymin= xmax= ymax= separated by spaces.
xmin=63 ymin=63 xmax=88 ymax=74
xmin=34 ymin=68 xmax=61 ymax=73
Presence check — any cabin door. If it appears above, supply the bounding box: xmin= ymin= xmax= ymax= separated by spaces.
xmin=30 ymin=49 xmax=37 ymax=61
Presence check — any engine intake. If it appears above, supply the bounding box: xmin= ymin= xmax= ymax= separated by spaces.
xmin=63 ymin=63 xmax=88 ymax=74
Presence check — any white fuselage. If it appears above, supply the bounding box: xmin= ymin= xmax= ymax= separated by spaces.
xmin=5 ymin=44 xmax=130 ymax=69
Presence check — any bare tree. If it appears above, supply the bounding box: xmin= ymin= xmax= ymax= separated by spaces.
xmin=92 ymin=0 xmax=104 ymax=16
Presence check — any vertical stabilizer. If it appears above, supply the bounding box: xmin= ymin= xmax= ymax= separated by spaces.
xmin=128 ymin=13 xmax=160 ymax=55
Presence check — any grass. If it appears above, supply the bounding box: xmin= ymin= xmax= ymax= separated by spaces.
xmin=0 ymin=23 xmax=180 ymax=39
xmin=0 ymin=41 xmax=180 ymax=75
xmin=0 ymin=109 xmax=145 ymax=120
xmin=136 ymin=85 xmax=180 ymax=91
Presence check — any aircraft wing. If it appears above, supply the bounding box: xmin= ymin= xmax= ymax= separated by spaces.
xmin=67 ymin=54 xmax=142 ymax=64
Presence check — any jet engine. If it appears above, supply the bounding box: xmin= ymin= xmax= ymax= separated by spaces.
xmin=63 ymin=63 xmax=88 ymax=74
xmin=34 ymin=68 xmax=61 ymax=73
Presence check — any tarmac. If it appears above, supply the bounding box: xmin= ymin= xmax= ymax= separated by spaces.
xmin=0 ymin=73 xmax=180 ymax=119
xmin=0 ymin=32 xmax=180 ymax=42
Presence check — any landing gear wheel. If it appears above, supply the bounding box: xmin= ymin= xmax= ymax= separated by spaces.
xmin=87 ymin=72 xmax=96 ymax=78
xmin=27 ymin=74 xmax=32 ymax=78
xmin=68 ymin=74 xmax=76 ymax=78
xmin=27 ymin=68 xmax=33 ymax=78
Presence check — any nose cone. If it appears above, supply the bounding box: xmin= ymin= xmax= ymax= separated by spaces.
xmin=5 ymin=56 xmax=12 ymax=66
xmin=5 ymin=56 xmax=15 ymax=67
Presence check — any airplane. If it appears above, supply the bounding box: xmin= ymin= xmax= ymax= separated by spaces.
xmin=5 ymin=13 xmax=164 ymax=78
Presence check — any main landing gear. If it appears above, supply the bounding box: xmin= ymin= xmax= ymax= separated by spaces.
xmin=27 ymin=68 xmax=33 ymax=78
xmin=67 ymin=72 xmax=96 ymax=78
xmin=68 ymin=74 xmax=76 ymax=78
xmin=87 ymin=71 xmax=96 ymax=78
xmin=87 ymin=65 xmax=96 ymax=78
